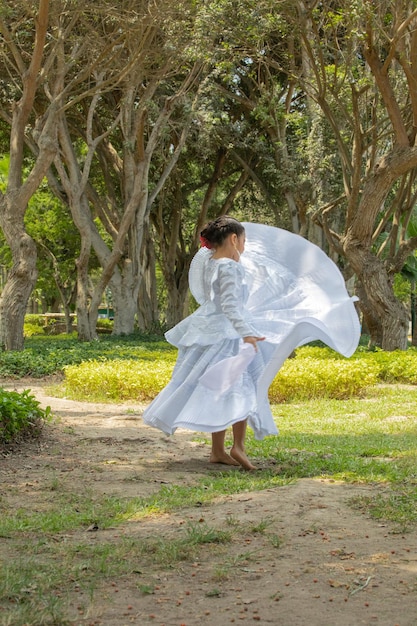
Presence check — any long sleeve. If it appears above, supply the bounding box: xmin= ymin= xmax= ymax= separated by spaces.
xmin=217 ymin=261 xmax=255 ymax=337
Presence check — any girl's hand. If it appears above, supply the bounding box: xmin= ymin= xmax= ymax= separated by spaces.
xmin=243 ymin=336 xmax=265 ymax=352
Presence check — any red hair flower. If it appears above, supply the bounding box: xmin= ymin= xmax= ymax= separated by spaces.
xmin=199 ymin=236 xmax=212 ymax=249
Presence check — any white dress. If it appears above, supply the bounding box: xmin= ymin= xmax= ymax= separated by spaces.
xmin=142 ymin=222 xmax=360 ymax=440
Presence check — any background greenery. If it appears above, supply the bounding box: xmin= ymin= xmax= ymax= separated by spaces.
xmin=1 ymin=332 xmax=417 ymax=451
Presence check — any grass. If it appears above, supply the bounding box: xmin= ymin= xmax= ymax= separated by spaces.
xmin=248 ymin=386 xmax=417 ymax=483
xmin=256 ymin=386 xmax=417 ymax=532
xmin=2 ymin=337 xmax=417 ymax=624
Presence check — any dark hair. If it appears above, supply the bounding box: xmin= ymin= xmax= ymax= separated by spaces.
xmin=200 ymin=216 xmax=244 ymax=248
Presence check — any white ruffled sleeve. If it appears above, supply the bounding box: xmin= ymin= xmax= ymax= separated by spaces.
xmin=217 ymin=261 xmax=257 ymax=338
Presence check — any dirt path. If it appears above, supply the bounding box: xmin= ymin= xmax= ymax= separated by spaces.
xmin=1 ymin=380 xmax=417 ymax=626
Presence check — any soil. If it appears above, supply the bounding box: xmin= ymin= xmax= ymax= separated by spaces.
xmin=1 ymin=379 xmax=417 ymax=626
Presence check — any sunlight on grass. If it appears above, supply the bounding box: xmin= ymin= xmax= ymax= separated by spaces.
xmin=2 ymin=386 xmax=416 ymax=540
xmin=248 ymin=386 xmax=417 ymax=483
xmin=2 ymin=382 xmax=417 ymax=625
xmin=265 ymin=387 xmax=417 ymax=529
xmin=192 ymin=385 xmax=417 ymax=530
xmin=125 ymin=472 xmax=291 ymax=521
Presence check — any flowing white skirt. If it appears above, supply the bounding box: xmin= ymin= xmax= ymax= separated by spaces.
xmin=142 ymin=223 xmax=360 ymax=440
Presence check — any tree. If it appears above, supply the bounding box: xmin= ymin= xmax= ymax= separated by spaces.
xmin=48 ymin=0 xmax=206 ymax=339
xmin=149 ymin=1 xmax=295 ymax=327
xmin=0 ymin=0 xmax=133 ymax=346
xmin=198 ymin=0 xmax=417 ymax=349
xmin=0 ymin=0 xmax=57 ymax=350
xmin=287 ymin=0 xmax=417 ymax=350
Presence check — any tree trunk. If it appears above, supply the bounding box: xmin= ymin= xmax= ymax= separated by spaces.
xmin=0 ymin=221 xmax=38 ymax=350
xmin=355 ymin=280 xmax=382 ymax=348
xmin=136 ymin=233 xmax=159 ymax=331
xmin=411 ymin=282 xmax=417 ymax=347
xmin=342 ymin=145 xmax=417 ymax=350
xmin=165 ymin=276 xmax=190 ymax=328
xmin=0 ymin=0 xmax=55 ymax=350
xmin=137 ymin=279 xmax=160 ymax=331
xmin=344 ymin=242 xmax=408 ymax=350
xmin=109 ymin=261 xmax=137 ymax=336
xmin=75 ymin=235 xmax=97 ymax=342
xmin=112 ymin=294 xmax=137 ymax=335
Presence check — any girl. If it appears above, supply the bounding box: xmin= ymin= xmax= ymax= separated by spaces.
xmin=142 ymin=216 xmax=360 ymax=470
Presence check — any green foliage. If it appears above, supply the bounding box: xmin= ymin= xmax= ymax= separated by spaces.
xmin=63 ymin=356 xmax=175 ymax=401
xmin=0 ymin=388 xmax=51 ymax=446
xmin=24 ymin=314 xmax=46 ymax=326
xmin=96 ymin=317 xmax=114 ymax=331
xmin=269 ymin=354 xmax=378 ymax=401
xmin=23 ymin=314 xmax=45 ymax=337
xmin=268 ymin=344 xmax=417 ymax=401
xmin=0 ymin=333 xmax=173 ymax=378
xmin=61 ymin=342 xmax=417 ymax=403
xmin=23 ymin=323 xmax=45 ymax=337
xmin=0 ymin=154 xmax=9 ymax=188
xmin=3 ymin=338 xmax=417 ymax=404
xmin=358 ymin=348 xmax=417 ymax=384
xmin=394 ymin=272 xmax=411 ymax=303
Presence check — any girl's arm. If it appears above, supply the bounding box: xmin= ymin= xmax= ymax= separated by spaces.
xmin=218 ymin=262 xmax=264 ymax=349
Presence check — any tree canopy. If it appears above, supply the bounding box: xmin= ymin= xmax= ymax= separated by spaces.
xmin=1 ymin=0 xmax=417 ymax=350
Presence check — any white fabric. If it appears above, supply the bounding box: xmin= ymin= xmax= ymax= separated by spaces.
xmin=241 ymin=222 xmax=360 ymax=405
xmin=166 ymin=256 xmax=257 ymax=346
xmin=199 ymin=343 xmax=256 ymax=394
xmin=142 ymin=222 xmax=360 ymax=440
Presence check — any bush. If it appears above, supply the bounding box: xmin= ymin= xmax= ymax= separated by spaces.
xmin=24 ymin=314 xmax=45 ymax=337
xmin=62 ymin=342 xmax=417 ymax=403
xmin=267 ymin=345 xmax=417 ymax=402
xmin=96 ymin=318 xmax=114 ymax=333
xmin=0 ymin=333 xmax=172 ymax=378
xmin=0 ymin=346 xmax=75 ymax=378
xmin=63 ymin=357 xmax=174 ymax=401
xmin=24 ymin=314 xmax=45 ymax=326
xmin=359 ymin=348 xmax=417 ymax=384
xmin=0 ymin=388 xmax=51 ymax=446
xmin=62 ymin=347 xmax=382 ymax=403
xmin=23 ymin=322 xmax=45 ymax=337
xmin=269 ymin=356 xmax=380 ymax=402
xmin=3 ymin=336 xmax=417 ymax=403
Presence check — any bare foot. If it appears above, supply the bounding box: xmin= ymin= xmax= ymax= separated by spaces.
xmin=209 ymin=451 xmax=240 ymax=466
xmin=230 ymin=446 xmax=257 ymax=471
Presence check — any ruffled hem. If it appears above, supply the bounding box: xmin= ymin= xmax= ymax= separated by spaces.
xmin=142 ymin=338 xmax=279 ymax=440
xmin=143 ymin=409 xmax=278 ymax=440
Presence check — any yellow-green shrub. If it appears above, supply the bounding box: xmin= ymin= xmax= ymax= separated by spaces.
xmin=360 ymin=349 xmax=417 ymax=384
xmin=64 ymin=358 xmax=174 ymax=401
xmin=62 ymin=345 xmax=417 ymax=404
xmin=293 ymin=345 xmax=339 ymax=360
xmin=23 ymin=322 xmax=45 ymax=337
xmin=96 ymin=318 xmax=114 ymax=333
xmin=268 ymin=357 xmax=380 ymax=402
xmin=24 ymin=315 xmax=45 ymax=337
